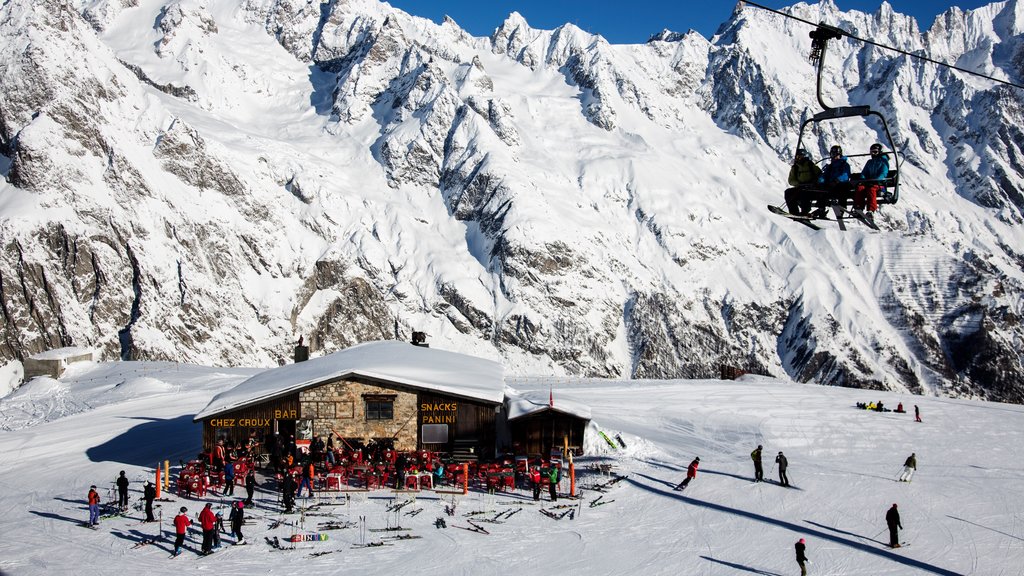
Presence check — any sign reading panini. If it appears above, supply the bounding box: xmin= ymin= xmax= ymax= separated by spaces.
xmin=421 ymin=401 xmax=457 ymax=424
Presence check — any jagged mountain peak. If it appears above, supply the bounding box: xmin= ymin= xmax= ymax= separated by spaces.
xmin=1 ymin=0 xmax=1023 ymax=402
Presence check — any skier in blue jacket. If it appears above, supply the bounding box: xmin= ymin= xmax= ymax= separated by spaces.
xmin=854 ymin=143 xmax=890 ymax=213
xmin=812 ymin=144 xmax=851 ymax=217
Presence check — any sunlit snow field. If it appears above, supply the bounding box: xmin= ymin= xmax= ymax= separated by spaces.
xmin=1 ymin=361 xmax=1022 ymax=575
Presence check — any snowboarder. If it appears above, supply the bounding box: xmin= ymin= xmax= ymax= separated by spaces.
xmin=751 ymin=445 xmax=764 ymax=482
xmin=143 ymin=480 xmax=156 ymax=522
xmin=228 ymin=501 xmax=245 ymax=545
xmin=172 ymin=506 xmax=191 ymax=556
xmin=675 ymin=457 xmax=699 ymax=490
xmin=116 ymin=470 xmax=129 ymax=511
xmin=898 ymin=453 xmax=916 ymax=482
xmin=198 ymin=502 xmax=216 ymax=555
xmin=223 ymin=460 xmax=235 ymax=496
xmin=776 ymin=451 xmax=790 ymax=487
xmin=244 ymin=468 xmax=256 ymax=506
xmin=914 ymin=405 xmax=922 ymax=423
xmin=87 ymin=485 xmax=101 ymax=527
xmin=886 ymin=503 xmax=902 ymax=548
xmin=795 ymin=537 xmax=809 ymax=576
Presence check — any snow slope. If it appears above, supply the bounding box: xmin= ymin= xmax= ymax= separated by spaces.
xmin=1 ymin=361 xmax=1022 ymax=575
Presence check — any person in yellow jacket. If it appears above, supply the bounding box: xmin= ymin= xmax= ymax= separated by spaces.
xmin=784 ymin=149 xmax=822 ymax=215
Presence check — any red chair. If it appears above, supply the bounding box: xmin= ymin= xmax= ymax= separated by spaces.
xmin=405 ymin=475 xmax=419 ymax=491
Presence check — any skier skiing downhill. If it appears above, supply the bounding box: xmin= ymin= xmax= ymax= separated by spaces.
xmin=795 ymin=538 xmax=809 ymax=575
xmin=675 ymin=457 xmax=700 ymax=490
xmin=173 ymin=506 xmax=191 ymax=556
xmin=898 ymin=453 xmax=917 ymax=482
xmin=751 ymin=445 xmax=764 ymax=482
xmin=886 ymin=503 xmax=903 ymax=548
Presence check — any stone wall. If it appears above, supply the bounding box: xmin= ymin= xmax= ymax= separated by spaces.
xmin=299 ymin=379 xmax=418 ymax=451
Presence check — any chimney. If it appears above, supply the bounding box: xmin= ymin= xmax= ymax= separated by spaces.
xmin=411 ymin=331 xmax=429 ymax=347
xmin=293 ymin=336 xmax=310 ymax=362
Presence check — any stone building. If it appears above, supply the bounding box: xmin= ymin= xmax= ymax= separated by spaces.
xmin=194 ymin=340 xmax=505 ymax=458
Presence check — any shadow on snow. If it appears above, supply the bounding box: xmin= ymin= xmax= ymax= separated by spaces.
xmin=628 ymin=476 xmax=962 ymax=576
xmin=86 ymin=415 xmax=200 ymax=466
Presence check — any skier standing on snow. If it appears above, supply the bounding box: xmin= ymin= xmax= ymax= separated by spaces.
xmin=281 ymin=472 xmax=296 ymax=513
xmin=914 ymin=405 xmax=922 ymax=423
xmin=886 ymin=503 xmax=903 ymax=548
xmin=898 ymin=453 xmax=916 ymax=482
xmin=547 ymin=464 xmax=560 ymax=502
xmin=751 ymin=445 xmax=764 ymax=482
xmin=228 ymin=501 xmax=245 ymax=545
xmin=223 ymin=460 xmax=235 ymax=496
xmin=530 ymin=466 xmax=542 ymax=501
xmin=675 ymin=457 xmax=700 ymax=490
xmin=795 ymin=537 xmax=809 ymax=575
xmin=87 ymin=485 xmax=101 ymax=527
xmin=116 ymin=470 xmax=129 ymax=511
xmin=143 ymin=481 xmax=156 ymax=522
xmin=172 ymin=506 xmax=191 ymax=556
xmin=776 ymin=451 xmax=790 ymax=487
xmin=198 ymin=502 xmax=216 ymax=555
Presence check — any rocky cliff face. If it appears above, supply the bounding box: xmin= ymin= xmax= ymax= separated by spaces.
xmin=1 ymin=0 xmax=1022 ymax=402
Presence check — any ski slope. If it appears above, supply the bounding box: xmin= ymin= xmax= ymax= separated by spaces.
xmin=1 ymin=362 xmax=1022 ymax=575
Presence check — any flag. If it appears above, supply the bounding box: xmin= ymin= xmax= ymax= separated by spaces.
xmin=549 ymin=385 xmax=554 ymax=407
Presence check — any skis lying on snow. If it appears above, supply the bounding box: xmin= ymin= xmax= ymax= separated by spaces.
xmin=452 ymin=519 xmax=490 ymax=534
xmin=589 ymin=495 xmax=615 ymax=508
xmin=131 ymin=538 xmax=160 ymax=549
xmin=540 ymin=508 xmax=575 ymax=521
xmin=368 ymin=526 xmax=411 ymax=532
xmin=589 ymin=474 xmax=628 ymax=492
xmin=615 ymin=434 xmax=627 ymax=448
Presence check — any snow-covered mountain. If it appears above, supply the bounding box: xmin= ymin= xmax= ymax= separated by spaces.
xmin=0 ymin=0 xmax=1022 ymax=401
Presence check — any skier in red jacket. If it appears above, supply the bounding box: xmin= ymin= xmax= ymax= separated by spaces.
xmin=173 ymin=506 xmax=192 ymax=556
xmin=675 ymin=457 xmax=699 ymax=490
xmin=198 ymin=503 xmax=217 ymax=555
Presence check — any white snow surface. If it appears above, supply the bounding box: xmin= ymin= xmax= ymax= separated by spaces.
xmin=2 ymin=362 xmax=1023 ymax=575
xmin=196 ymin=341 xmax=505 ymax=420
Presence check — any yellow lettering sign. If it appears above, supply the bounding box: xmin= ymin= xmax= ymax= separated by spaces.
xmin=274 ymin=409 xmax=297 ymax=419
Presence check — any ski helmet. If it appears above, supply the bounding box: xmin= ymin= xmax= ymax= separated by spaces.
xmin=180 ymin=506 xmax=187 ymax=513
xmin=795 ymin=148 xmax=808 ymax=157
xmin=799 ymin=538 xmax=806 ymax=544
xmin=830 ymin=145 xmax=843 ymax=156
xmin=90 ymin=485 xmax=96 ymax=489
xmin=870 ymin=143 xmax=883 ymax=153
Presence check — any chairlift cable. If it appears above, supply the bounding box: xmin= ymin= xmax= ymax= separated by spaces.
xmin=740 ymin=0 xmax=1024 ymax=91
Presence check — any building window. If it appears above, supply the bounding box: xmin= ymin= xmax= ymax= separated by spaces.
xmin=421 ymin=424 xmax=448 ymax=444
xmin=365 ymin=399 xmax=394 ymax=421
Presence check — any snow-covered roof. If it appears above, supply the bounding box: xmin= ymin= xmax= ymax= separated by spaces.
xmin=28 ymin=347 xmax=96 ymax=361
xmin=195 ymin=341 xmax=504 ymax=421
xmin=505 ymin=389 xmax=592 ymax=421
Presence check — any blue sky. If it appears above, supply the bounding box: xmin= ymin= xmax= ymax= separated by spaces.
xmin=384 ymin=0 xmax=992 ymax=43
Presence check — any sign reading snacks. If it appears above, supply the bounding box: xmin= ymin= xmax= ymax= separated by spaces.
xmin=421 ymin=402 xmax=457 ymax=424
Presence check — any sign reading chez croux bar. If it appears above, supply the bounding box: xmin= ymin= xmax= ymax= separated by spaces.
xmin=209 ymin=409 xmax=298 ymax=427
xmin=421 ymin=402 xmax=457 ymax=424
